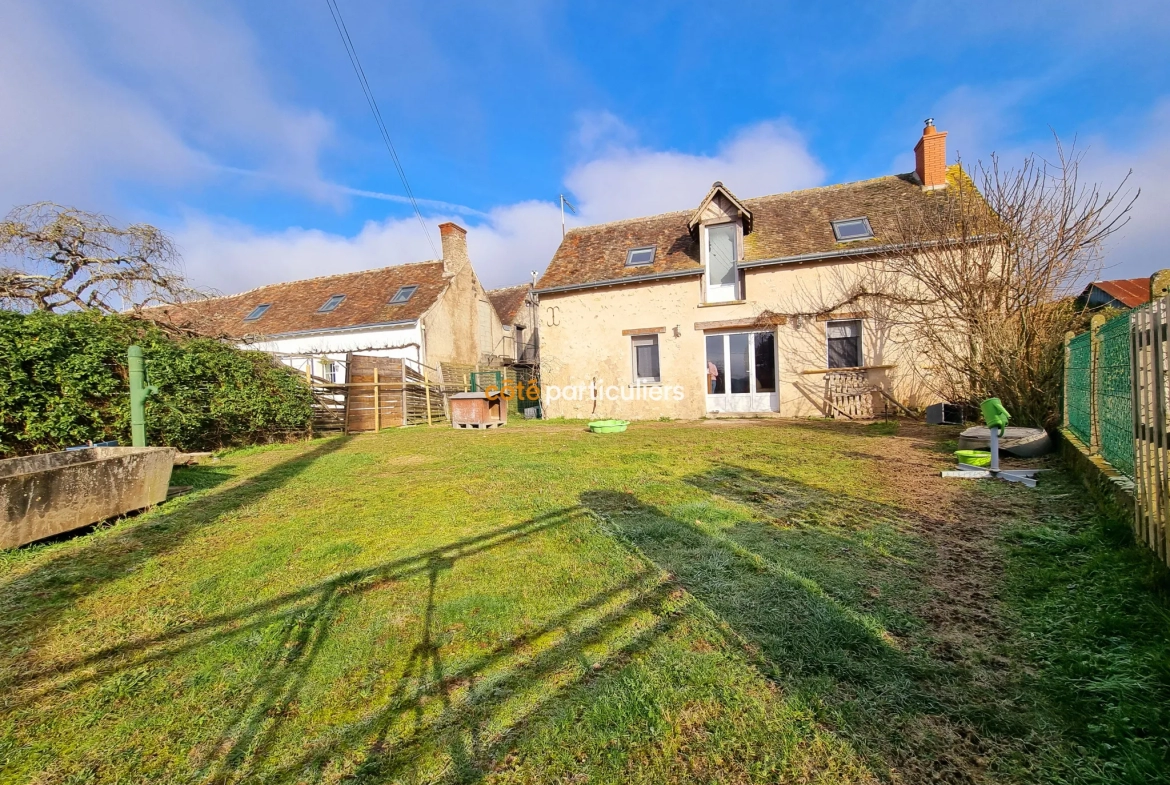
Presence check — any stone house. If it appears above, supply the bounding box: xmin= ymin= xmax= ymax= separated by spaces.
xmin=487 ymin=283 xmax=539 ymax=365
xmin=153 ymin=222 xmax=503 ymax=382
xmin=534 ymin=121 xmax=960 ymax=420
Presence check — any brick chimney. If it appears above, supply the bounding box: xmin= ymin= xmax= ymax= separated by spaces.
xmin=913 ymin=119 xmax=948 ymax=190
xmin=438 ymin=222 xmax=468 ymax=275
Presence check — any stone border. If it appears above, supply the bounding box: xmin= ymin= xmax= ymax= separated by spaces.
xmin=1057 ymin=427 xmax=1135 ymax=516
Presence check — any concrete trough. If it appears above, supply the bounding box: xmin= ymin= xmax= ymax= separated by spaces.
xmin=1 ymin=446 xmax=176 ymax=549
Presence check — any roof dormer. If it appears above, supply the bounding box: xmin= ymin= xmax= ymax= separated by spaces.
xmin=687 ymin=181 xmax=753 ymax=238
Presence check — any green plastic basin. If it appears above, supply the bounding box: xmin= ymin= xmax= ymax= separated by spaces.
xmin=588 ymin=420 xmax=629 ymax=434
xmin=954 ymin=449 xmax=991 ymax=467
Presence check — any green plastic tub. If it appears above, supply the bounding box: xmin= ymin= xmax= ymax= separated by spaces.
xmin=588 ymin=420 xmax=629 ymax=434
xmin=954 ymin=449 xmax=991 ymax=467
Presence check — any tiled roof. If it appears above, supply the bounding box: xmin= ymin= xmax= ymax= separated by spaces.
xmin=537 ymin=171 xmax=960 ymax=291
xmin=1088 ymin=278 xmax=1149 ymax=308
xmin=487 ymin=285 xmax=530 ymax=325
xmin=149 ymin=262 xmax=449 ymax=339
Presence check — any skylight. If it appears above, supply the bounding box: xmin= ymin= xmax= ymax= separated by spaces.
xmin=625 ymin=246 xmax=656 ymax=267
xmin=389 ymin=285 xmax=418 ymax=304
xmin=831 ymin=218 xmax=874 ymax=242
xmin=243 ymin=303 xmax=271 ymax=321
xmin=318 ymin=294 xmax=346 ymax=313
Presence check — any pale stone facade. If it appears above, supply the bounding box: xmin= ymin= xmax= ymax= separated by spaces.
xmin=537 ymin=260 xmax=939 ymax=420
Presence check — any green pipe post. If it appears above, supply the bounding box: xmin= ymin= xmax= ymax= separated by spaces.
xmin=128 ymin=345 xmax=156 ymax=447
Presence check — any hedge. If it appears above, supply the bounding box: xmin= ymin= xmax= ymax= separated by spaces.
xmin=0 ymin=310 xmax=314 ymax=456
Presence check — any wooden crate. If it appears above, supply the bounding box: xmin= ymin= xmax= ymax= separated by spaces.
xmin=450 ymin=392 xmax=506 ymax=429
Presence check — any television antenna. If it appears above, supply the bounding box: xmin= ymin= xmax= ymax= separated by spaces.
xmin=559 ymin=194 xmax=577 ymax=238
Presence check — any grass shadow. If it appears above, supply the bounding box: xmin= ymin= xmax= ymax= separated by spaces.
xmin=0 ymin=436 xmax=353 ymax=665
xmin=5 ymin=503 xmax=681 ymax=783
xmin=581 ymin=476 xmax=1011 ymax=783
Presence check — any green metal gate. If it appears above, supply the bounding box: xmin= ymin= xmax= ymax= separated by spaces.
xmin=1066 ymin=331 xmax=1093 ymax=446
xmin=1096 ymin=312 xmax=1135 ymax=478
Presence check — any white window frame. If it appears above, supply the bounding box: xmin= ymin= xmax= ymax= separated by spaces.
xmin=701 ymin=221 xmax=741 ymax=303
xmin=625 ymin=245 xmax=656 ymax=267
xmin=390 ymin=285 xmax=418 ymax=304
xmin=317 ymin=358 xmax=341 ymax=384
xmin=630 ymin=334 xmax=662 ymax=384
xmin=243 ymin=303 xmax=271 ymax=322
xmin=825 ymin=319 xmax=864 ymax=369
xmin=318 ymin=294 xmax=346 ymax=313
xmin=830 ymin=217 xmax=874 ymax=242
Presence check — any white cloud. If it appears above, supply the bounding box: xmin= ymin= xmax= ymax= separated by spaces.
xmin=174 ymin=117 xmax=827 ymax=293
xmin=465 ymin=201 xmax=566 ymax=287
xmin=0 ymin=0 xmax=332 ymax=210
xmin=176 ymin=200 xmax=566 ymax=295
xmin=175 ymin=215 xmax=435 ymax=296
xmin=565 ymin=120 xmax=825 ymax=223
xmin=0 ymin=2 xmax=205 ymax=208
xmin=571 ymin=110 xmax=639 ymax=156
xmin=70 ymin=0 xmax=332 ymax=190
xmin=1079 ymin=100 xmax=1170 ymax=280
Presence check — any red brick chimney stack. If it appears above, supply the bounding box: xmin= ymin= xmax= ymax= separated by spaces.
xmin=438 ymin=222 xmax=469 ymax=275
xmin=914 ymin=118 xmax=948 ymax=190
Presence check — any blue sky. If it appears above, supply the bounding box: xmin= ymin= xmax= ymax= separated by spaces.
xmin=3 ymin=0 xmax=1169 ymax=293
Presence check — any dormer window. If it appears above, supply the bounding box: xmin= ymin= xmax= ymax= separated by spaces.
xmin=704 ymin=222 xmax=740 ymax=303
xmin=625 ymin=246 xmax=656 ymax=267
xmin=689 ymin=182 xmax=750 ymax=305
xmin=389 ymin=285 xmax=418 ymax=304
xmin=831 ymin=217 xmax=874 ymax=242
xmin=318 ymin=294 xmax=346 ymax=313
xmin=243 ymin=304 xmax=271 ymax=321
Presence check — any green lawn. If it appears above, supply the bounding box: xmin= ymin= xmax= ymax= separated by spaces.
xmin=1 ymin=420 xmax=1168 ymax=784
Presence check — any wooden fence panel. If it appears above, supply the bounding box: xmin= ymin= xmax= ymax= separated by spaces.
xmin=1070 ymin=290 xmax=1170 ymax=566
xmin=345 ymin=355 xmax=405 ymax=432
xmin=1155 ymin=298 xmax=1165 ymax=561
xmin=1131 ymin=296 xmax=1170 ymax=566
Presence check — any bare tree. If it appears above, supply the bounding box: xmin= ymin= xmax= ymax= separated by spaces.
xmin=887 ymin=141 xmax=1136 ymax=425
xmin=0 ymin=202 xmax=201 ymax=314
xmin=778 ymin=138 xmax=1137 ymax=426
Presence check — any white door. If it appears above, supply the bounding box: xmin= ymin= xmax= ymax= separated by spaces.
xmin=704 ymin=331 xmax=778 ymax=413
xmin=705 ymin=223 xmax=739 ymax=303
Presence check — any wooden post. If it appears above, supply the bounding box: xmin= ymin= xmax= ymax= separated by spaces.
xmin=1063 ymin=331 xmax=1075 ymax=430
xmin=374 ymin=367 xmax=381 ymax=432
xmin=1149 ymin=302 xmax=1168 ymax=563
xmin=1089 ymin=313 xmax=1106 ymax=453
xmin=1137 ymin=307 xmax=1155 ymax=552
xmin=1151 ymin=273 xmax=1170 ymax=565
xmin=401 ymin=362 xmax=407 ymax=426
xmin=424 ymin=369 xmax=433 ymax=426
xmin=305 ymin=360 xmax=314 ymax=440
xmin=1130 ymin=311 xmax=1145 ymax=542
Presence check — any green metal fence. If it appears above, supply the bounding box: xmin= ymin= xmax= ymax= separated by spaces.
xmin=1095 ymin=312 xmax=1135 ymax=477
xmin=1066 ymin=331 xmax=1093 ymax=446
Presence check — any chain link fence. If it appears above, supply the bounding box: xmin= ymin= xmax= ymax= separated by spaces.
xmin=1096 ymin=312 xmax=1135 ymax=478
xmin=1066 ymin=331 xmax=1093 ymax=447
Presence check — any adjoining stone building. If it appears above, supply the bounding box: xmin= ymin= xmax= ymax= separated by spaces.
xmin=535 ymin=121 xmax=959 ymax=420
xmin=152 ymin=222 xmax=504 ymax=382
xmin=487 ymin=283 xmax=539 ymax=366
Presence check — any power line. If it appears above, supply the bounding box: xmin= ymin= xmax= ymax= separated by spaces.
xmin=324 ymin=0 xmax=439 ymax=258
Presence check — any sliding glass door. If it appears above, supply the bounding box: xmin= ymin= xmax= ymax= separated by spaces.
xmin=704 ymin=331 xmax=778 ymax=413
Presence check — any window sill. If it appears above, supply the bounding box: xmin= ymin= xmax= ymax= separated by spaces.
xmin=630 ymin=381 xmax=663 ymax=387
xmin=697 ymin=299 xmax=747 ymax=308
xmin=799 ymin=364 xmax=895 ymax=374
